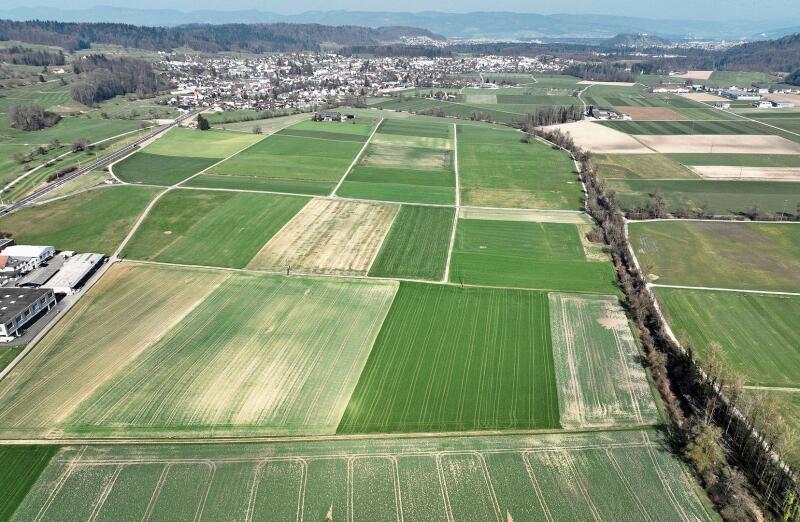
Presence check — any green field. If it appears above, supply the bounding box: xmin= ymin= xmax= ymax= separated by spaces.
xmin=750 ymin=390 xmax=800 ymax=468
xmin=368 ymin=205 xmax=454 ymax=280
xmin=337 ymin=118 xmax=456 ymax=204
xmin=0 ymin=186 xmax=159 ymax=254
xmin=11 ymin=430 xmax=713 ymax=522
xmin=667 ymin=153 xmax=800 ymax=167
xmin=706 ymin=70 xmax=783 ymax=88
xmin=67 ymin=273 xmax=397 ymax=437
xmin=0 ymin=446 xmax=57 ymax=521
xmin=607 ymin=178 xmax=800 ymax=215
xmin=208 ymin=120 xmax=371 ymax=195
xmin=657 ymin=288 xmax=800 ymax=388
xmin=629 ymin=221 xmax=800 ymax=292
xmin=549 ymin=293 xmax=660 ymax=428
xmin=595 ymin=153 xmax=698 ymax=179
xmin=599 ymin=119 xmax=774 ymax=135
xmin=184 ymin=173 xmax=334 ymax=195
xmin=449 ymin=219 xmax=618 ymax=293
xmin=121 ymin=189 xmax=308 ymax=268
xmin=338 ymin=283 xmax=559 ymax=433
xmin=114 ymin=128 xmax=262 ymax=185
xmin=369 ymin=96 xmax=533 ymax=123
xmin=457 ymin=124 xmax=581 ymax=209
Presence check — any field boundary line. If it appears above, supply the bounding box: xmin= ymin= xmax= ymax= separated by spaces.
xmin=442 ymin=124 xmax=460 ymax=283
xmin=331 ymin=117 xmax=384 ymax=197
xmin=631 ymin=217 xmax=800 ymax=224
xmin=649 ymin=283 xmax=800 ymax=296
xmin=113 ymin=188 xmax=170 ymax=258
xmin=87 ymin=464 xmax=123 ymax=522
xmin=743 ymin=386 xmax=800 ymax=392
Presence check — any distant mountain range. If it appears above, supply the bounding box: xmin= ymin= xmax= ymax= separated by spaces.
xmin=2 ymin=6 xmax=800 ymax=42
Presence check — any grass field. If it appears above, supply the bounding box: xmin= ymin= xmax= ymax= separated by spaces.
xmin=0 ymin=186 xmax=159 ymax=254
xmin=338 ymin=283 xmax=559 ymax=433
xmin=208 ymin=120 xmax=373 ymax=195
xmin=594 ymin=153 xmax=698 ymax=179
xmin=368 ymin=205 xmax=454 ymax=280
xmin=121 ymin=189 xmax=308 ymax=268
xmin=0 ymin=446 xmax=57 ymax=521
xmin=338 ymin=118 xmax=456 ymax=205
xmin=0 ymin=263 xmax=228 ymax=438
xmin=113 ymin=128 xmax=262 ymax=185
xmin=549 ymin=293 xmax=660 ymax=428
xmin=599 ymin=119 xmax=775 ymax=135
xmin=667 ymin=153 xmax=800 ymax=167
xmin=630 ymin=221 xmax=800 ymax=292
xmin=247 ymin=198 xmax=398 ymax=275
xmin=457 ymin=124 xmax=581 ymax=209
xmin=607 ymin=178 xmax=800 ymax=215
xmin=449 ymin=219 xmax=618 ymax=293
xmin=657 ymin=288 xmax=800 ymax=388
xmin=11 ymin=429 xmax=712 ymax=522
xmin=67 ymin=273 xmax=398 ymax=437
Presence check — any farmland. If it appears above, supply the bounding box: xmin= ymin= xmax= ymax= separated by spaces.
xmin=656 ymin=288 xmax=800 ymax=388
xmin=113 ymin=128 xmax=262 ymax=185
xmin=549 ymin=293 xmax=659 ymax=428
xmin=121 ymin=189 xmax=308 ymax=268
xmin=368 ymin=205 xmax=454 ymax=280
xmin=449 ymin=219 xmax=618 ymax=293
xmin=0 ymin=186 xmax=159 ymax=254
xmin=594 ymin=153 xmax=698 ymax=179
xmin=629 ymin=221 xmax=800 ymax=292
xmin=0 ymin=446 xmax=57 ymax=521
xmin=205 ymin=119 xmax=373 ymax=195
xmin=67 ymin=273 xmax=398 ymax=437
xmin=12 ymin=430 xmax=712 ymax=522
xmin=458 ymin=124 xmax=582 ymax=209
xmin=337 ymin=283 xmax=560 ymax=433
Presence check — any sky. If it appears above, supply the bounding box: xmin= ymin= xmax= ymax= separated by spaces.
xmin=3 ymin=0 xmax=800 ymax=21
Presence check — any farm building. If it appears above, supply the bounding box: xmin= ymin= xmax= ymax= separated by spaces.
xmin=44 ymin=253 xmax=105 ymax=294
xmin=1 ymin=245 xmax=55 ymax=267
xmin=772 ymin=100 xmax=795 ymax=108
xmin=720 ymin=89 xmax=761 ymax=101
xmin=313 ymin=111 xmax=343 ymax=121
xmin=0 ymin=287 xmax=56 ymax=338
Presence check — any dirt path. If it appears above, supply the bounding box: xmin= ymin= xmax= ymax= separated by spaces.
xmin=331 ymin=117 xmax=384 ymax=196
xmin=649 ymin=283 xmax=800 ymax=297
xmin=442 ymin=123 xmax=460 ymax=283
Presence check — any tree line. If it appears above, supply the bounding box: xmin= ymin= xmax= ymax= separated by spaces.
xmin=70 ymin=55 xmax=165 ymax=106
xmin=536 ymin=125 xmax=799 ymax=521
xmin=563 ymin=63 xmax=634 ymax=83
xmin=8 ymin=104 xmax=60 ymax=131
xmin=0 ymin=45 xmax=65 ymax=66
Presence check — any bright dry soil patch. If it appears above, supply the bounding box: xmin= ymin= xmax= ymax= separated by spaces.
xmin=634 ymin=134 xmax=800 ymax=154
xmin=689 ymin=165 xmax=800 ymax=181
xmin=0 ymin=263 xmax=228 ymax=438
xmin=248 ymin=198 xmax=398 ymax=275
xmin=549 ymin=293 xmax=659 ymax=428
xmin=541 ymin=121 xmax=652 ymax=154
xmin=66 ymin=273 xmax=398 ymax=437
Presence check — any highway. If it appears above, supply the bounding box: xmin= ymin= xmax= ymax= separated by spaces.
xmin=0 ymin=108 xmax=203 ymax=218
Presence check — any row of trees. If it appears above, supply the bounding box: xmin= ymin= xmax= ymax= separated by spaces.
xmin=518 ymin=105 xmax=583 ymax=128
xmin=70 ymin=55 xmax=165 ymax=106
xmin=564 ymin=63 xmax=634 ymax=83
xmin=8 ymin=104 xmax=61 ymax=131
xmin=536 ymin=125 xmax=799 ymax=521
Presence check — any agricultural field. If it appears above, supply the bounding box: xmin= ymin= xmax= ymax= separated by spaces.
xmin=337 ymin=118 xmax=457 ymax=205
xmin=11 ymin=430 xmax=713 ymax=522
xmin=594 ymin=153 xmax=698 ymax=179
xmin=549 ymin=293 xmax=660 ymax=428
xmin=0 ymin=263 xmax=228 ymax=438
xmin=0 ymin=186 xmax=159 ymax=254
xmin=247 ymin=198 xmax=398 ymax=275
xmin=656 ymin=288 xmax=800 ymax=388
xmin=457 ymin=124 xmax=582 ymax=209
xmin=629 ymin=221 xmax=800 ymax=292
xmin=113 ymin=128 xmax=262 ymax=185
xmin=204 ymin=118 xmax=373 ymax=195
xmin=369 ymin=96 xmax=532 ymax=123
xmin=449 ymin=219 xmax=618 ymax=293
xmin=368 ymin=205 xmax=454 ymax=280
xmin=337 ymin=283 xmax=560 ymax=433
xmin=667 ymin=153 xmax=800 ymax=168
xmin=121 ymin=189 xmax=308 ymax=268
xmin=67 ymin=273 xmax=397 ymax=437
xmin=0 ymin=446 xmax=57 ymax=521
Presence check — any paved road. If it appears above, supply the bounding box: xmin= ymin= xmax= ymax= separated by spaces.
xmin=0 ymin=108 xmax=203 ymax=218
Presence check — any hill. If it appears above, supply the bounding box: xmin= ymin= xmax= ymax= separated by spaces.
xmin=602 ymin=33 xmax=672 ymax=48
xmin=0 ymin=19 xmax=443 ymax=53
xmin=716 ymin=33 xmax=800 ymax=73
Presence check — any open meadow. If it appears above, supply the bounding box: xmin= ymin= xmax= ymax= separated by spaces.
xmin=12 ymin=429 xmax=713 ymax=522
xmin=449 ymin=219 xmax=618 ymax=293
xmin=338 ymin=283 xmax=559 ymax=433
xmin=121 ymin=189 xmax=309 ymax=268
xmin=629 ymin=221 xmax=800 ymax=292
xmin=113 ymin=128 xmax=262 ymax=185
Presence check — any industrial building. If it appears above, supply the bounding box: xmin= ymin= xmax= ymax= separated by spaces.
xmin=0 ymin=288 xmax=56 ymax=338
xmin=45 ymin=253 xmax=105 ymax=294
xmin=1 ymin=245 xmax=54 ymax=267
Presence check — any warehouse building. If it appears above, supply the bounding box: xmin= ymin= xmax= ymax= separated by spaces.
xmin=0 ymin=288 xmax=56 ymax=338
xmin=44 ymin=253 xmax=105 ymax=295
xmin=1 ymin=245 xmax=54 ymax=267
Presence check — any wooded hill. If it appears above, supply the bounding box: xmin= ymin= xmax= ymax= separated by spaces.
xmin=0 ymin=19 xmax=443 ymax=53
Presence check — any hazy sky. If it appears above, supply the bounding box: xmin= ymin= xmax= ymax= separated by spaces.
xmin=4 ymin=0 xmax=800 ymax=21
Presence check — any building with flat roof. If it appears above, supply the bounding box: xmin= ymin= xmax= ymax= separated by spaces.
xmin=0 ymin=287 xmax=56 ymax=338
xmin=1 ymin=245 xmax=54 ymax=266
xmin=45 ymin=253 xmax=104 ymax=294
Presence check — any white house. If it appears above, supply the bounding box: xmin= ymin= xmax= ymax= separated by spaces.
xmin=1 ymin=245 xmax=55 ymax=267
